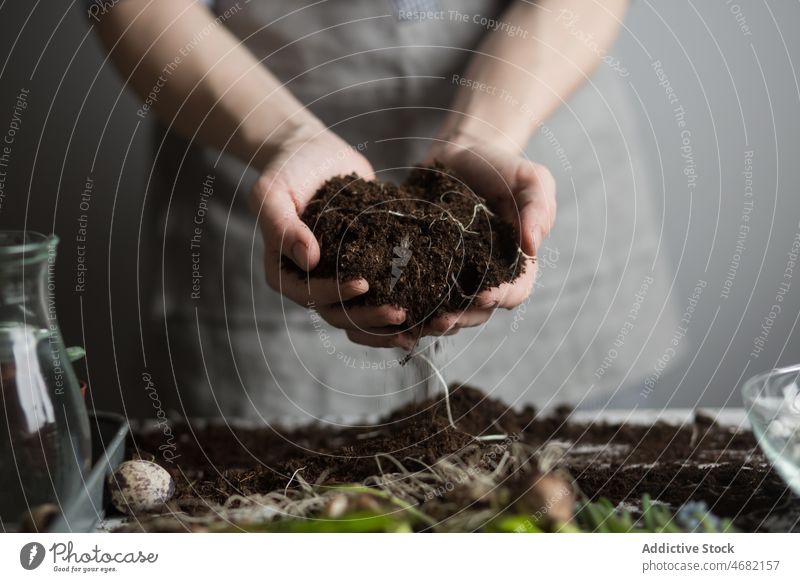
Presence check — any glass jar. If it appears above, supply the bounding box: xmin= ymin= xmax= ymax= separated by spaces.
xmin=742 ymin=364 xmax=800 ymax=495
xmin=0 ymin=231 xmax=90 ymax=528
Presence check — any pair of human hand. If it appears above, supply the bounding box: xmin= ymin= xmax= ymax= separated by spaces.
xmin=250 ymin=127 xmax=556 ymax=349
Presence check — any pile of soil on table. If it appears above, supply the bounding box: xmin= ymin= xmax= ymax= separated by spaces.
xmin=129 ymin=385 xmax=797 ymax=532
xmin=284 ymin=164 xmax=524 ymax=325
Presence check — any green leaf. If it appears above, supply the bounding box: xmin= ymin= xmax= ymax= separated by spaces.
xmin=222 ymin=511 xmax=412 ymax=533
xmin=66 ymin=346 xmax=86 ymax=363
xmin=326 ymin=484 xmax=436 ymax=526
xmin=491 ymin=515 xmax=544 ymax=533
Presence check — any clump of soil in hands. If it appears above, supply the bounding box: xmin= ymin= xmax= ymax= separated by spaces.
xmin=286 ymin=163 xmax=524 ymax=325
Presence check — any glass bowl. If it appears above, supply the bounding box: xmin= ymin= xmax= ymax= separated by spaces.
xmin=742 ymin=364 xmax=800 ymax=495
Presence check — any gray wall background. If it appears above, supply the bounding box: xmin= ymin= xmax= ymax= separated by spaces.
xmin=0 ymin=1 xmax=798 ymax=415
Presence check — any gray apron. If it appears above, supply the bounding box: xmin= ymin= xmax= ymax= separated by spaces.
xmin=151 ymin=0 xmax=682 ymax=422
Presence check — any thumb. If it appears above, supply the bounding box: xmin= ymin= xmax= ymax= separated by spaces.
xmin=252 ymin=177 xmax=320 ymax=271
xmin=516 ymin=165 xmax=556 ymax=256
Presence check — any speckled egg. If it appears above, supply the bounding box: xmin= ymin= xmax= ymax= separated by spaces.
xmin=108 ymin=460 xmax=175 ymax=514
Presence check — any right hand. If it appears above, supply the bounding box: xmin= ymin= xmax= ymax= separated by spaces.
xmin=250 ymin=126 xmax=415 ymax=350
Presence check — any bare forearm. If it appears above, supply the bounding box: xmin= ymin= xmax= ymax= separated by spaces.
xmin=439 ymin=0 xmax=630 ymax=152
xmin=95 ymin=0 xmax=322 ymax=168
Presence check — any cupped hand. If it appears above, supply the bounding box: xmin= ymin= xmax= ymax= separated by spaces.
xmin=417 ymin=138 xmax=557 ymax=338
xmin=249 ymin=127 xmax=414 ymax=349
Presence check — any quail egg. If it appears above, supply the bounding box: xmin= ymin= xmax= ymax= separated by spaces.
xmin=108 ymin=460 xmax=175 ymax=514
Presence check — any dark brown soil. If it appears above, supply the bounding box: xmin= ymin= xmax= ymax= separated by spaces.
xmin=285 ymin=164 xmax=524 ymax=325
xmin=128 ymin=385 xmax=798 ymax=532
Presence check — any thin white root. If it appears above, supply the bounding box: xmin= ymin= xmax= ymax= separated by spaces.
xmin=463 ymin=203 xmax=494 ymax=231
xmin=537 ymin=441 xmax=568 ymax=473
xmin=284 ymin=466 xmax=307 ymax=496
xmin=417 ymin=351 xmax=457 ymax=430
xmin=436 ymin=209 xmax=479 ymax=235
xmin=319 ymin=206 xmax=343 ymax=214
xmin=417 ymin=351 xmax=507 ymax=443
xmin=474 ymin=434 xmax=509 ymax=441
xmin=359 ymin=209 xmax=419 ymax=219
xmin=326 ymin=201 xmax=495 ymax=243
xmin=117 ymin=436 xmax=548 ymax=532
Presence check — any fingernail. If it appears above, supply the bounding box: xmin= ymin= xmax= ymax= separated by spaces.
xmin=351 ymin=279 xmax=369 ymax=294
xmin=532 ymin=226 xmax=543 ymax=253
xmin=291 ymin=242 xmax=307 ymax=269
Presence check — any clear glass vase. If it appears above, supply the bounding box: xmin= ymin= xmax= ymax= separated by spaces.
xmin=0 ymin=231 xmax=91 ymax=528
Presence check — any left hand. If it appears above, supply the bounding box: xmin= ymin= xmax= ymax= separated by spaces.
xmin=415 ymin=138 xmax=557 ymax=338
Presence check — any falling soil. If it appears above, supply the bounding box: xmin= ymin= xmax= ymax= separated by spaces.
xmin=128 ymin=385 xmax=798 ymax=532
xmin=284 ymin=164 xmax=524 ymax=325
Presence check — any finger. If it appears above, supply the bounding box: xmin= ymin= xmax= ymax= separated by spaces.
xmin=417 ymin=326 xmax=461 ymax=338
xmin=345 ymin=328 xmax=416 ymax=350
xmin=252 ymin=175 xmax=320 ymax=271
xmin=514 ymin=162 xmax=557 ymax=256
xmin=424 ymin=309 xmax=493 ymax=334
xmin=318 ymin=304 xmax=407 ymax=330
xmin=267 ymin=261 xmax=368 ymax=307
xmin=475 ymin=258 xmax=537 ymax=309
